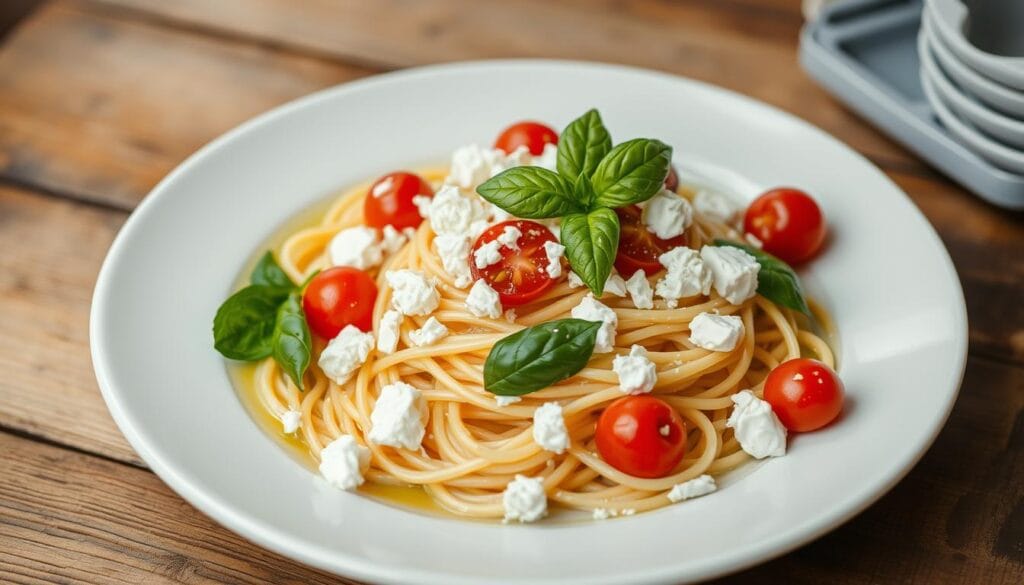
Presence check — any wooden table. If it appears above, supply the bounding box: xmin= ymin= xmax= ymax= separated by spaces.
xmin=1 ymin=1 xmax=1022 ymax=583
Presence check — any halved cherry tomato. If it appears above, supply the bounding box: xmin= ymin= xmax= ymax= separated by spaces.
xmin=302 ymin=267 xmax=378 ymax=338
xmin=596 ymin=395 xmax=687 ymax=478
xmin=744 ymin=188 xmax=826 ymax=265
xmin=613 ymin=205 xmax=688 ymax=276
xmin=494 ymin=121 xmax=558 ymax=156
xmin=469 ymin=220 xmax=558 ymax=307
xmin=363 ymin=171 xmax=434 ymax=231
xmin=665 ymin=164 xmax=679 ymax=193
xmin=763 ymin=358 xmax=844 ymax=432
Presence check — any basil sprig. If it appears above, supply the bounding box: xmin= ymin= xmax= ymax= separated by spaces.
xmin=712 ymin=239 xmax=810 ymax=314
xmin=484 ymin=319 xmax=601 ymax=396
xmin=212 ymin=252 xmax=313 ymax=389
xmin=478 ymin=109 xmax=672 ymax=295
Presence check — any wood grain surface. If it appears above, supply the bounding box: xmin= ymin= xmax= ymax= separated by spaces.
xmin=0 ymin=0 xmax=1022 ymax=583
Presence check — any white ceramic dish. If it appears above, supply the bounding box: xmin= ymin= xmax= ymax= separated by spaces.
xmin=925 ymin=0 xmax=1024 ymax=91
xmin=922 ymin=10 xmax=1024 ymax=120
xmin=922 ymin=68 xmax=1024 ymax=175
xmin=91 ymin=60 xmax=968 ymax=585
xmin=918 ymin=28 xmax=1024 ymax=150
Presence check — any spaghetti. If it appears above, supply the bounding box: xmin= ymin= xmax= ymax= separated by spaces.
xmin=245 ymin=168 xmax=835 ymax=519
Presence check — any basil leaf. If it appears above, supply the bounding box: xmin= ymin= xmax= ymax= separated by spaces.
xmin=251 ymin=251 xmax=294 ymax=288
xmin=712 ymin=239 xmax=810 ymax=314
xmin=557 ymin=109 xmax=612 ymax=180
xmin=484 ymin=319 xmax=601 ymax=396
xmin=477 ymin=167 xmax=585 ymax=219
xmin=574 ymin=172 xmax=596 ymax=208
xmin=560 ymin=208 xmax=620 ymax=296
xmin=272 ymin=291 xmax=312 ymax=390
xmin=591 ymin=138 xmax=672 ymax=208
xmin=213 ymin=285 xmax=291 ymax=360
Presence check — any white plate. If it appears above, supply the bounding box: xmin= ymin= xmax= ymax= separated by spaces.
xmin=919 ymin=24 xmax=1024 ymax=150
xmin=91 ymin=61 xmax=968 ymax=585
xmin=925 ymin=0 xmax=1024 ymax=91
xmin=922 ymin=10 xmax=1024 ymax=120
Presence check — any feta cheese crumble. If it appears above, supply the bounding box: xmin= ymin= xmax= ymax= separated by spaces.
xmin=604 ymin=273 xmax=627 ymax=297
xmin=380 ymin=225 xmax=411 ymax=255
xmin=542 ymin=240 xmax=565 ymax=278
xmin=502 ymin=475 xmax=548 ymax=523
xmin=495 ymin=395 xmax=522 ymax=407
xmin=376 ymin=310 xmax=403 ymax=355
xmin=532 ymin=402 xmax=569 ymax=454
xmin=318 ymin=325 xmax=375 ymax=385
xmin=693 ymin=190 xmax=739 ymax=224
xmin=700 ymin=245 xmax=760 ymax=305
xmin=625 ymin=270 xmax=654 ymax=309
xmin=466 ymin=280 xmax=502 ymax=319
xmin=496 ymin=225 xmax=522 ymax=250
xmin=433 ymin=234 xmax=473 ymax=289
xmin=534 ymin=142 xmax=558 ymax=172
xmin=368 ymin=381 xmax=426 ymax=450
xmin=642 ymin=189 xmax=693 ymax=239
xmin=726 ymin=390 xmax=787 ymax=459
xmin=328 ymin=226 xmax=383 ymax=270
xmin=667 ymin=475 xmax=717 ymax=502
xmin=612 ymin=345 xmax=658 ymax=394
xmin=281 ymin=409 xmax=302 ymax=434
xmin=319 ymin=435 xmax=370 ymax=491
xmin=423 ymin=185 xmax=489 ymax=236
xmin=570 ymin=294 xmax=618 ymax=353
xmin=385 ymin=269 xmax=440 ymax=316
xmin=688 ymin=312 xmax=744 ymax=352
xmin=567 ymin=271 xmax=585 ymax=288
xmin=409 ymin=316 xmax=449 ymax=347
xmin=473 ymin=240 xmax=503 ymax=269
xmin=446 ymin=144 xmax=530 ymax=190
xmin=655 ymin=247 xmax=712 ymax=307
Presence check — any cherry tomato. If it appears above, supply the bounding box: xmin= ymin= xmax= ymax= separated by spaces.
xmin=596 ymin=395 xmax=687 ymax=478
xmin=302 ymin=267 xmax=378 ymax=338
xmin=469 ymin=220 xmax=558 ymax=307
xmin=613 ymin=205 xmax=688 ymax=276
xmin=494 ymin=121 xmax=558 ymax=156
xmin=665 ymin=164 xmax=679 ymax=193
xmin=744 ymin=188 xmax=826 ymax=265
xmin=763 ymin=358 xmax=844 ymax=432
xmin=363 ymin=171 xmax=434 ymax=231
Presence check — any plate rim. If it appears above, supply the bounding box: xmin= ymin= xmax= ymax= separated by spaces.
xmin=90 ymin=59 xmax=969 ymax=585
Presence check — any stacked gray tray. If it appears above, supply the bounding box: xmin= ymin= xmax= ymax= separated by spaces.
xmin=800 ymin=0 xmax=1024 ymax=209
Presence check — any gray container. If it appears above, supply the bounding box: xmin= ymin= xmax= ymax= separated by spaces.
xmin=800 ymin=0 xmax=1024 ymax=210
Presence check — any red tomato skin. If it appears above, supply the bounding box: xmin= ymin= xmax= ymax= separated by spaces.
xmin=596 ymin=395 xmax=688 ymax=478
xmin=763 ymin=358 xmax=844 ymax=432
xmin=302 ymin=267 xmax=378 ymax=338
xmin=613 ymin=205 xmax=688 ymax=276
xmin=494 ymin=122 xmax=558 ymax=156
xmin=744 ymin=188 xmax=826 ymax=265
xmin=363 ymin=172 xmax=434 ymax=231
xmin=469 ymin=220 xmax=558 ymax=307
xmin=665 ymin=165 xmax=679 ymax=192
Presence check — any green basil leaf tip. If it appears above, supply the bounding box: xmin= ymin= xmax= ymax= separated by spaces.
xmin=213 ymin=285 xmax=291 ymax=360
xmin=712 ymin=239 xmax=810 ymax=314
xmin=560 ymin=208 xmax=620 ymax=296
xmin=476 ymin=167 xmax=585 ymax=219
xmin=251 ymin=251 xmax=295 ymax=288
xmin=484 ymin=319 xmax=601 ymax=396
xmin=591 ymin=138 xmax=672 ymax=209
xmin=272 ymin=291 xmax=312 ymax=390
xmin=557 ymin=108 xmax=612 ymax=180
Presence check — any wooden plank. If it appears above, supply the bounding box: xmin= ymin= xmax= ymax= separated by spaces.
xmin=0 ymin=1 xmax=372 ymax=210
xmin=0 ymin=0 xmax=929 ymax=210
xmin=0 ymin=431 xmax=350 ymax=584
xmin=89 ymin=0 xmax=922 ymax=172
xmin=1 ymin=356 xmax=1021 ymax=584
xmin=0 ymin=185 xmax=138 ymax=465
